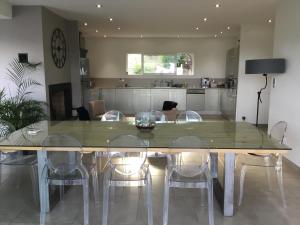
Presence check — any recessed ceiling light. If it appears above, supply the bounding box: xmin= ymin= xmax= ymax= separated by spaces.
xmin=195 ymin=27 xmax=199 ymax=30
xmin=227 ymin=26 xmax=231 ymax=30
xmin=214 ymin=34 xmax=218 ymax=38
xmin=96 ymin=29 xmax=99 ymax=33
xmin=140 ymin=34 xmax=143 ymax=38
xmin=220 ymin=31 xmax=223 ymax=34
xmin=104 ymin=34 xmax=107 ymax=38
xmin=177 ymin=35 xmax=180 ymax=38
xmin=117 ymin=27 xmax=121 ymax=30
xmin=268 ymin=19 xmax=272 ymax=23
xmin=97 ymin=4 xmax=102 ymax=8
xmin=83 ymin=22 xmax=88 ymax=26
xmin=203 ymin=17 xmax=208 ymax=22
xmin=109 ymin=17 xmax=113 ymax=22
xmin=216 ymin=3 xmax=220 ymax=8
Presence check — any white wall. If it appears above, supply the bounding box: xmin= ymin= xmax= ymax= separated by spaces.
xmin=269 ymin=0 xmax=300 ymax=166
xmin=235 ymin=24 xmax=274 ymax=124
xmin=86 ymin=37 xmax=237 ymax=78
xmin=0 ymin=6 xmax=46 ymax=102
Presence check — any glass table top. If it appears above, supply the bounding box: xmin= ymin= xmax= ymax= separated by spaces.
xmin=0 ymin=120 xmax=291 ymax=152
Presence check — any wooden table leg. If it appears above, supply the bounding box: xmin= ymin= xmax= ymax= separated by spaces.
xmin=37 ymin=150 xmax=49 ymax=212
xmin=224 ymin=153 xmax=235 ymax=216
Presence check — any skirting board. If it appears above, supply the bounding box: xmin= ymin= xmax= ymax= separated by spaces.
xmin=283 ymin=156 xmax=300 ymax=173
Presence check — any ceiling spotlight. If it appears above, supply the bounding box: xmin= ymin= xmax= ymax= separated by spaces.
xmin=96 ymin=29 xmax=99 ymax=33
xmin=140 ymin=34 xmax=143 ymax=38
xmin=268 ymin=19 xmax=272 ymax=23
xmin=203 ymin=17 xmax=208 ymax=22
xmin=214 ymin=34 xmax=217 ymax=38
xmin=97 ymin=4 xmax=102 ymax=8
xmin=227 ymin=26 xmax=231 ymax=30
xmin=220 ymin=31 xmax=223 ymax=34
xmin=177 ymin=35 xmax=180 ymax=38
xmin=117 ymin=27 xmax=121 ymax=30
xmin=216 ymin=3 xmax=220 ymax=8
xmin=83 ymin=22 xmax=88 ymax=26
xmin=195 ymin=27 xmax=199 ymax=30
xmin=109 ymin=17 xmax=113 ymax=22
xmin=104 ymin=34 xmax=107 ymax=38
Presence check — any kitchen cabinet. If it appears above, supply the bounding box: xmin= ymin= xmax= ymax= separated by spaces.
xmin=226 ymin=47 xmax=240 ymax=78
xmin=169 ymin=89 xmax=187 ymax=110
xmin=133 ymin=89 xmax=151 ymax=113
xmin=150 ymin=89 xmax=169 ymax=111
xmin=99 ymin=88 xmax=187 ymax=114
xmin=115 ymin=89 xmax=134 ymax=114
xmin=204 ymin=89 xmax=221 ymax=114
xmin=83 ymin=88 xmax=100 ymax=110
xmin=220 ymin=89 xmax=237 ymax=120
xmin=101 ymin=89 xmax=116 ymax=111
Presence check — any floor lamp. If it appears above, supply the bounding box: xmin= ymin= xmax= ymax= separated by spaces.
xmin=245 ymin=58 xmax=286 ymax=127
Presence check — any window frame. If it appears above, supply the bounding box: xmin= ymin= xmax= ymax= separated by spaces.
xmin=126 ymin=53 xmax=194 ymax=76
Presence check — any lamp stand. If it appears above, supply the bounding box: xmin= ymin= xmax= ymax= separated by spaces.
xmin=256 ymin=74 xmax=268 ymax=127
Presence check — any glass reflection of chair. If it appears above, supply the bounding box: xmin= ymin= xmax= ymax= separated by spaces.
xmin=176 ymin=111 xmax=203 ymax=123
xmin=163 ymin=136 xmax=214 ymax=225
xmin=40 ymin=134 xmax=98 ymax=225
xmin=101 ymin=110 xmax=125 ymax=122
xmin=0 ymin=120 xmax=38 ymax=203
xmin=238 ymin=121 xmax=288 ymax=208
xmin=102 ymin=135 xmax=153 ymax=225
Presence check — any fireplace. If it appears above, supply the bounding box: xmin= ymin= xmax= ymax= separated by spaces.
xmin=49 ymin=83 xmax=72 ymax=121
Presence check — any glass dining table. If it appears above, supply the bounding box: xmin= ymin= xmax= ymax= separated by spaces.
xmin=0 ymin=120 xmax=291 ymax=217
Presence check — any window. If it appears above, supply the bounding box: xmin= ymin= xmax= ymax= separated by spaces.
xmin=127 ymin=53 xmax=194 ymax=76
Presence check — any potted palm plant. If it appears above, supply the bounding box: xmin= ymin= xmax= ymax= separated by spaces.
xmin=0 ymin=59 xmax=47 ymax=130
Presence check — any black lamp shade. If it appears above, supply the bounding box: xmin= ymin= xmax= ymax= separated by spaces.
xmin=245 ymin=58 xmax=286 ymax=74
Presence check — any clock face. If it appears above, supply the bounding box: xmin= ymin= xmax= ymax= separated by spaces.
xmin=51 ymin=28 xmax=67 ymax=69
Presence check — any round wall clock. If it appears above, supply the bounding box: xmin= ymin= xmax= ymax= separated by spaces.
xmin=51 ymin=28 xmax=67 ymax=68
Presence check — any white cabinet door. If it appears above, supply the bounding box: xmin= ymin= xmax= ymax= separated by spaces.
xmin=83 ymin=88 xmax=100 ymax=109
xmin=101 ymin=89 xmax=115 ymax=111
xmin=150 ymin=89 xmax=169 ymax=111
xmin=169 ymin=89 xmax=187 ymax=110
xmin=133 ymin=89 xmax=151 ymax=113
xmin=115 ymin=89 xmax=134 ymax=114
xmin=205 ymin=89 xmax=220 ymax=114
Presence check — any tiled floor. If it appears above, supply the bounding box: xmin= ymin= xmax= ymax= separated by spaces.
xmin=0 ymin=155 xmax=299 ymax=225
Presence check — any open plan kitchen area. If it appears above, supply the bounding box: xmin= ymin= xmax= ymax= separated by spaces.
xmin=1 ymin=0 xmax=300 ymax=225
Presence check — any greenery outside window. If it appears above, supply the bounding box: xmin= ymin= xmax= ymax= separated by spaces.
xmin=127 ymin=53 xmax=194 ymax=76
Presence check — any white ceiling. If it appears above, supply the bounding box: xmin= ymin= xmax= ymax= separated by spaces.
xmin=7 ymin=0 xmax=278 ymax=38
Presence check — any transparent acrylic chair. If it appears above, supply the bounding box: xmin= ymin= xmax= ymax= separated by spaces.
xmin=101 ymin=110 xmax=125 ymax=122
xmin=148 ymin=111 xmax=168 ymax=157
xmin=238 ymin=121 xmax=288 ymax=208
xmin=163 ymin=136 xmax=214 ymax=225
xmin=0 ymin=120 xmax=38 ymax=203
xmin=176 ymin=111 xmax=203 ymax=123
xmin=151 ymin=111 xmax=168 ymax=123
xmin=102 ymin=134 xmax=153 ymax=225
xmin=40 ymin=134 xmax=94 ymax=225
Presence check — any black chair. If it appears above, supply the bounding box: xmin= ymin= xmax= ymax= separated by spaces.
xmin=162 ymin=101 xmax=178 ymax=111
xmin=76 ymin=106 xmax=90 ymax=121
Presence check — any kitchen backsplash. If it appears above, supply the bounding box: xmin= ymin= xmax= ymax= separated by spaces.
xmin=90 ymin=78 xmax=226 ymax=88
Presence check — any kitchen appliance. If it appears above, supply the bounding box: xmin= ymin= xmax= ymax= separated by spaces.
xmin=186 ymin=89 xmax=205 ymax=112
xmin=201 ymin=78 xmax=210 ymax=88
